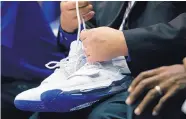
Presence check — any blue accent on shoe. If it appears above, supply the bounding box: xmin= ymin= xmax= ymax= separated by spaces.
xmin=40 ymin=88 xmax=110 ymax=112
xmin=14 ymin=100 xmax=50 ymax=112
xmin=14 ymin=76 xmax=132 ymax=112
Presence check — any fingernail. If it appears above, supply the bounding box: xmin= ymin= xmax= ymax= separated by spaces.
xmin=152 ymin=111 xmax=158 ymax=116
xmin=128 ymin=87 xmax=132 ymax=92
xmin=134 ymin=108 xmax=141 ymax=115
xmin=125 ymin=98 xmax=131 ymax=105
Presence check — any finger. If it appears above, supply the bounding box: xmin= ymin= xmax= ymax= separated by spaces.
xmin=82 ymin=38 xmax=89 ymax=47
xmin=128 ymin=67 xmax=165 ymax=92
xmin=68 ymin=11 xmax=94 ymax=25
xmin=65 ymin=9 xmax=78 ymax=18
xmin=82 ymin=11 xmax=95 ymax=21
xmin=126 ymin=75 xmax=160 ymax=105
xmin=87 ymin=55 xmax=95 ymax=63
xmin=172 ymin=73 xmax=186 ymax=90
xmin=79 ymin=4 xmax=93 ymax=15
xmin=160 ymin=73 xmax=186 ymax=93
xmin=134 ymin=89 xmax=160 ymax=115
xmin=78 ymin=1 xmax=90 ymax=8
xmin=80 ymin=30 xmax=90 ymax=41
xmin=152 ymin=73 xmax=186 ymax=116
xmin=86 ymin=54 xmax=91 ymax=59
xmin=60 ymin=1 xmax=66 ymax=10
xmin=66 ymin=1 xmax=90 ymax=10
xmin=86 ymin=49 xmax=98 ymax=63
xmin=61 ymin=1 xmax=74 ymax=11
xmin=68 ymin=5 xmax=93 ymax=19
xmin=83 ymin=47 xmax=90 ymax=57
xmin=136 ymin=74 xmax=181 ymax=116
xmin=183 ymin=57 xmax=186 ymax=69
xmin=152 ymin=85 xmax=179 ymax=116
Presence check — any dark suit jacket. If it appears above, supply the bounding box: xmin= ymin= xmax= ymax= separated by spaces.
xmin=86 ymin=1 xmax=186 ymax=76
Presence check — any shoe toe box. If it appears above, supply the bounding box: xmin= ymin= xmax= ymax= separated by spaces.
xmin=15 ymin=87 xmax=41 ymax=101
xmin=14 ymin=87 xmax=49 ymax=112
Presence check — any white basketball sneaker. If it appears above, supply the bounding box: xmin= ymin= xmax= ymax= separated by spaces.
xmin=42 ymin=41 xmax=86 ymax=84
xmin=14 ymin=1 xmax=132 ymax=112
xmin=14 ymin=40 xmax=86 ymax=112
xmin=52 ymin=56 xmax=130 ymax=92
xmin=38 ymin=56 xmax=131 ymax=112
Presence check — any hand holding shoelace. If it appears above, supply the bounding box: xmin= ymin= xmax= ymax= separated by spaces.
xmin=125 ymin=59 xmax=186 ymax=116
xmin=60 ymin=1 xmax=94 ymax=33
xmin=80 ymin=27 xmax=128 ymax=62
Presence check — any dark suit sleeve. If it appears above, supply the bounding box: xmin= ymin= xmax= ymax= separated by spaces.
xmin=84 ymin=2 xmax=98 ymax=29
xmin=124 ymin=13 xmax=186 ymax=76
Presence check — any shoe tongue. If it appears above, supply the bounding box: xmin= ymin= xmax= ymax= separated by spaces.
xmin=68 ymin=41 xmax=82 ymax=57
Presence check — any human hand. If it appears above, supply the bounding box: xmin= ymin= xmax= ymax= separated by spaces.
xmin=80 ymin=27 xmax=128 ymax=62
xmin=60 ymin=1 xmax=94 ymax=33
xmin=183 ymin=57 xmax=186 ymax=69
xmin=126 ymin=64 xmax=186 ymax=116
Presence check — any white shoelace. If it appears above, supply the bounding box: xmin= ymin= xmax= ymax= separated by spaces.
xmin=44 ymin=1 xmax=85 ymax=73
xmin=75 ymin=1 xmax=126 ymax=77
xmin=45 ymin=54 xmax=84 ymax=74
xmin=76 ymin=1 xmax=103 ymax=71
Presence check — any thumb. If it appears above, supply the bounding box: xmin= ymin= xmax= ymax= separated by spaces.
xmin=80 ymin=29 xmax=90 ymax=41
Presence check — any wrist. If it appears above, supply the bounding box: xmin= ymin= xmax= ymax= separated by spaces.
xmin=118 ymin=31 xmax=128 ymax=56
xmin=61 ymin=23 xmax=77 ymax=33
xmin=60 ymin=15 xmax=77 ymax=33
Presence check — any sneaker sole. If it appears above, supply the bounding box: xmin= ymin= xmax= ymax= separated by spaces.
xmin=14 ymin=100 xmax=51 ymax=112
xmin=14 ymin=76 xmax=132 ymax=112
xmin=40 ymin=76 xmax=132 ymax=112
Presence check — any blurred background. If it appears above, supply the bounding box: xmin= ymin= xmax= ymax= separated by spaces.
xmin=1 ymin=2 xmax=65 ymax=119
xmin=1 ymin=1 xmax=63 ymax=82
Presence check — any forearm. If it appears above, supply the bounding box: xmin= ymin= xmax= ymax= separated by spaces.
xmin=123 ymin=13 xmax=186 ymax=75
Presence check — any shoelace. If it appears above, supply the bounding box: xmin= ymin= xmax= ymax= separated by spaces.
xmin=76 ymin=1 xmax=103 ymax=71
xmin=77 ymin=1 xmax=128 ymax=76
xmin=44 ymin=1 xmax=84 ymax=73
xmin=45 ymin=54 xmax=84 ymax=74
